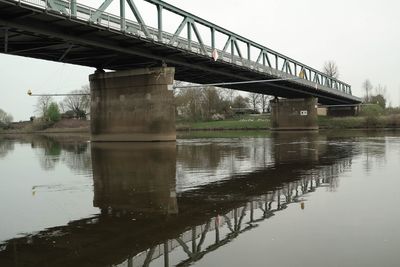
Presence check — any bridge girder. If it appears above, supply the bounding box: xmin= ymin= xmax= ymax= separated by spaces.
xmin=0 ymin=0 xmax=361 ymax=105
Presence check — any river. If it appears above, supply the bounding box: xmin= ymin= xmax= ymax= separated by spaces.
xmin=0 ymin=130 xmax=399 ymax=267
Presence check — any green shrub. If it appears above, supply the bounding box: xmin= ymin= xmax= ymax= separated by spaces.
xmin=45 ymin=102 xmax=61 ymax=123
xmin=359 ymin=104 xmax=384 ymax=117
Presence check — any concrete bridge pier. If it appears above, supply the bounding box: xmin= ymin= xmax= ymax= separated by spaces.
xmin=90 ymin=67 xmax=176 ymax=142
xmin=270 ymin=97 xmax=318 ymax=131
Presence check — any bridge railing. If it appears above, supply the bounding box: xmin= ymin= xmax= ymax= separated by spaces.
xmin=12 ymin=0 xmax=352 ymax=95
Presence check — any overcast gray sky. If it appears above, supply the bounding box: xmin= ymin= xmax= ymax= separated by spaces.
xmin=1 ymin=0 xmax=399 ymax=121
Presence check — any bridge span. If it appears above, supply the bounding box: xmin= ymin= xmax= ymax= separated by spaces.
xmin=0 ymin=0 xmax=362 ymax=140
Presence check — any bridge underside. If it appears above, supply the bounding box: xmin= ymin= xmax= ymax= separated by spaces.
xmin=0 ymin=1 xmax=360 ymax=105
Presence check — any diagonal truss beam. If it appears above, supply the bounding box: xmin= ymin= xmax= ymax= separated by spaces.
xmin=169 ymin=16 xmax=189 ymax=45
xmin=46 ymin=0 xmax=69 ymax=15
xmin=89 ymin=0 xmax=114 ymax=22
xmin=190 ymin=20 xmax=207 ymax=55
xmin=176 ymin=237 xmax=193 ymax=258
xmin=233 ymin=39 xmax=242 ymax=58
xmin=58 ymin=44 xmax=73 ymax=61
xmin=196 ymin=220 xmax=211 ymax=252
xmin=142 ymin=247 xmax=156 ymax=267
xmin=126 ymin=0 xmax=151 ymax=38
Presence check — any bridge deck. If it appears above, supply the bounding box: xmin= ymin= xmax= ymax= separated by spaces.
xmin=0 ymin=0 xmax=361 ymax=105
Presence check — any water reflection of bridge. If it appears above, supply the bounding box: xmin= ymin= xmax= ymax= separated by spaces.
xmin=118 ymin=171 xmax=349 ymax=267
xmin=0 ymin=133 xmax=356 ymax=267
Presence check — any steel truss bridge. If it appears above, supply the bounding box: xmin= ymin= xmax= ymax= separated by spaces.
xmin=0 ymin=0 xmax=361 ymax=105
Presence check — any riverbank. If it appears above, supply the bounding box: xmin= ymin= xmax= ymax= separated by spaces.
xmin=178 ymin=114 xmax=400 ymax=131
xmin=318 ymin=114 xmax=400 ymax=129
xmin=0 ymin=119 xmax=89 ymax=134
xmin=176 ymin=114 xmax=270 ymax=131
xmin=2 ymin=114 xmax=400 ymax=134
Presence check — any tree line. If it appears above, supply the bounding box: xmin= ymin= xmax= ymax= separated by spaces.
xmin=362 ymin=79 xmax=388 ymax=109
xmin=0 ymin=109 xmax=13 ymax=129
xmin=34 ymin=85 xmax=90 ymax=124
xmin=174 ymin=84 xmax=272 ymax=121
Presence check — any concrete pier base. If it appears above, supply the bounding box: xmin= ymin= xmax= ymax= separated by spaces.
xmin=90 ymin=67 xmax=176 ymax=142
xmin=270 ymin=98 xmax=318 ymax=131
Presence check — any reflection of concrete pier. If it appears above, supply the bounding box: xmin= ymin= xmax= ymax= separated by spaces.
xmin=92 ymin=142 xmax=178 ymax=215
xmin=0 ymin=159 xmax=353 ymax=266
xmin=0 ymin=134 xmax=357 ymax=267
xmin=272 ymin=131 xmax=324 ymax=163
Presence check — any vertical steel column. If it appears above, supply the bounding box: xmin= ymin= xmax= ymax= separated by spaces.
xmin=231 ymin=39 xmax=235 ymax=62
xmin=250 ymin=202 xmax=254 ymax=222
xmin=120 ymin=0 xmax=126 ymax=31
xmin=164 ymin=242 xmax=169 ymax=267
xmin=233 ymin=208 xmax=238 ymax=231
xmin=70 ymin=0 xmax=77 ymax=17
xmin=191 ymin=227 xmax=196 ymax=254
xmin=277 ymin=190 xmax=281 ymax=209
xmin=211 ymin=28 xmax=215 ymax=50
xmin=187 ymin=21 xmax=192 ymax=50
xmin=215 ymin=217 xmax=220 ymax=243
xmin=247 ymin=43 xmax=251 ymax=61
xmin=262 ymin=52 xmax=266 ymax=66
xmin=157 ymin=5 xmax=163 ymax=42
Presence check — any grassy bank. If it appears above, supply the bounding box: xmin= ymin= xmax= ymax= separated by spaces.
xmin=2 ymin=114 xmax=400 ymax=134
xmin=318 ymin=114 xmax=400 ymax=129
xmin=0 ymin=119 xmax=89 ymax=134
xmin=176 ymin=114 xmax=270 ymax=130
xmin=177 ymin=114 xmax=400 ymax=131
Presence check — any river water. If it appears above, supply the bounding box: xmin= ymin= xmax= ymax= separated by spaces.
xmin=0 ymin=131 xmax=399 ymax=267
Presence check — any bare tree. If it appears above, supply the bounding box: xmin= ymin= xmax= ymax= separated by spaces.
xmin=201 ymin=87 xmax=228 ymax=119
xmin=220 ymin=88 xmax=237 ymax=104
xmin=372 ymin=84 xmax=388 ymax=109
xmin=248 ymin=93 xmax=260 ymax=112
xmin=175 ymin=87 xmax=204 ymax=120
xmin=35 ymin=95 xmax=53 ymax=117
xmin=362 ymin=79 xmax=373 ymax=103
xmin=375 ymin=84 xmax=387 ymax=96
xmin=0 ymin=109 xmax=13 ymax=126
xmin=323 ymin=61 xmax=339 ymax=79
xmin=232 ymin=95 xmax=249 ymax=109
xmin=260 ymin=94 xmax=272 ymax=113
xmin=60 ymin=85 xmax=90 ymax=119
